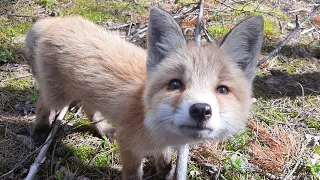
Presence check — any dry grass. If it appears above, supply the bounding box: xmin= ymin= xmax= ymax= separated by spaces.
xmin=248 ymin=121 xmax=307 ymax=175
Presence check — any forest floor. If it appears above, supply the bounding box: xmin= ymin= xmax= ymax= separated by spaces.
xmin=0 ymin=0 xmax=319 ymax=179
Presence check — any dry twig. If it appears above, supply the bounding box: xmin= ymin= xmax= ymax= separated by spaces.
xmin=195 ymin=0 xmax=205 ymax=45
xmin=175 ymin=1 xmax=205 ymax=179
xmin=25 ymin=106 xmax=69 ymax=180
xmin=175 ymin=144 xmax=190 ymax=180
xmin=258 ymin=5 xmax=320 ymax=66
xmin=7 ymin=13 xmax=38 ymax=19
xmin=216 ymin=0 xmax=274 ymax=16
xmin=126 ymin=27 xmax=148 ymax=42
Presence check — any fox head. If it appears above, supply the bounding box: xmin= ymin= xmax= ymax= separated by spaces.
xmin=143 ymin=8 xmax=263 ymax=145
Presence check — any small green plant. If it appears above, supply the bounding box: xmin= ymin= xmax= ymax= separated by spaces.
xmin=313 ymin=146 xmax=320 ymax=155
xmin=36 ymin=0 xmax=55 ymax=9
xmin=103 ymin=135 xmax=110 ymax=147
xmin=305 ymin=160 xmax=320 ymax=176
xmin=26 ymin=92 xmax=37 ymax=104
xmin=55 ymin=170 xmax=62 ymax=180
xmin=74 ymin=118 xmax=91 ymax=128
xmin=225 ymin=155 xmax=245 ymax=173
xmin=0 ymin=49 xmax=14 ymax=63
xmin=226 ymin=130 xmax=252 ymax=151
xmin=187 ymin=164 xmax=202 ymax=179
xmin=207 ymin=25 xmax=230 ymax=38
xmin=72 ymin=145 xmax=95 ymax=162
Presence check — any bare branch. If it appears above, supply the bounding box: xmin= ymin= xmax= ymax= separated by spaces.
xmin=106 ymin=23 xmax=131 ymax=30
xmin=175 ymin=144 xmax=190 ymax=180
xmin=216 ymin=0 xmax=274 ymax=16
xmin=7 ymin=13 xmax=38 ymax=18
xmin=258 ymin=5 xmax=319 ymax=66
xmin=25 ymin=106 xmax=69 ymax=180
xmin=195 ymin=0 xmax=205 ymax=45
xmin=126 ymin=27 xmax=148 ymax=42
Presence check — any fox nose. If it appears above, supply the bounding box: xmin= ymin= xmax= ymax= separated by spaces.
xmin=189 ymin=103 xmax=212 ymax=122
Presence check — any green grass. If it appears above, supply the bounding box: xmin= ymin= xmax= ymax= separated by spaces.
xmin=0 ymin=49 xmax=14 ymax=63
xmin=0 ymin=0 xmax=318 ymax=179
xmin=60 ymin=0 xmax=148 ymax=23
xmin=314 ymin=146 xmax=320 ymax=155
xmin=72 ymin=145 xmax=96 ymax=162
xmin=207 ymin=25 xmax=230 ymax=39
xmin=222 ymin=3 xmax=284 ymax=39
xmin=225 ymin=130 xmax=252 ymax=151
xmin=1 ymin=76 xmax=34 ymax=91
xmin=0 ymin=19 xmax=32 ymax=63
xmin=35 ymin=0 xmax=57 ymax=9
xmin=73 ymin=118 xmax=92 ymax=129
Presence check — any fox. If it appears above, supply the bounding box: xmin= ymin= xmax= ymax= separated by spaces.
xmin=25 ymin=7 xmax=263 ymax=180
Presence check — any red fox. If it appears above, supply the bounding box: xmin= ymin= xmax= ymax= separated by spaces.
xmin=25 ymin=7 xmax=263 ymax=179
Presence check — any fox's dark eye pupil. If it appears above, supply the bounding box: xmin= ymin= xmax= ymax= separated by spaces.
xmin=168 ymin=79 xmax=182 ymax=90
xmin=217 ymin=85 xmax=229 ymax=94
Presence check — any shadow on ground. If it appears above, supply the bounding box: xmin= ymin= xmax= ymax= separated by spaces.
xmin=0 ymin=113 xmax=124 ymax=179
xmin=262 ymin=43 xmax=320 ymax=60
xmin=254 ymin=72 xmax=320 ymax=99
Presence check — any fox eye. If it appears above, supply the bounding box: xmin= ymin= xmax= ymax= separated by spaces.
xmin=168 ymin=79 xmax=183 ymax=90
xmin=217 ymin=85 xmax=229 ymax=94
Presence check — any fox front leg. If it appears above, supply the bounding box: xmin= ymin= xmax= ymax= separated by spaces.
xmin=175 ymin=144 xmax=190 ymax=180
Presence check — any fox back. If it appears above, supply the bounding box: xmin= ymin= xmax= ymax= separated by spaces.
xmin=26 ymin=16 xmax=147 ymax=125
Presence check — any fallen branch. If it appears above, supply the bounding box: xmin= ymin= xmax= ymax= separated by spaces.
xmin=216 ymin=0 xmax=274 ymax=16
xmin=175 ymin=144 xmax=190 ymax=180
xmin=283 ymin=160 xmax=301 ymax=180
xmin=203 ymin=26 xmax=214 ymax=43
xmin=195 ymin=0 xmax=205 ymax=45
xmin=106 ymin=23 xmax=131 ymax=30
xmin=175 ymin=1 xmax=205 ymax=179
xmin=7 ymin=13 xmax=38 ymax=19
xmin=25 ymin=106 xmax=69 ymax=180
xmin=126 ymin=27 xmax=148 ymax=42
xmin=258 ymin=5 xmax=320 ymax=66
xmin=173 ymin=3 xmax=199 ymax=19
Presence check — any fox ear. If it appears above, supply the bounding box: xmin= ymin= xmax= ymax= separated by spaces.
xmin=147 ymin=7 xmax=186 ymax=70
xmin=220 ymin=16 xmax=264 ymax=82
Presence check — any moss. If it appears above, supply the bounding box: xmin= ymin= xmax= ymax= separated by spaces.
xmin=35 ymin=0 xmax=57 ymax=9
xmin=287 ymin=67 xmax=297 ymax=74
xmin=0 ymin=49 xmax=14 ymax=63
xmin=227 ymin=3 xmax=281 ymax=39
xmin=263 ymin=18 xmax=280 ymax=39
xmin=62 ymin=0 xmax=148 ymax=23
xmin=0 ymin=22 xmax=32 ymax=38
xmin=69 ymin=0 xmax=114 ymax=22
xmin=233 ymin=3 xmax=289 ymax=20
xmin=72 ymin=145 xmax=95 ymax=162
xmin=93 ymin=151 xmax=112 ymax=166
xmin=313 ymin=146 xmax=320 ymax=155
xmin=207 ymin=25 xmax=230 ymax=39
xmin=0 ymin=20 xmax=32 ymax=63
xmin=177 ymin=0 xmax=197 ymax=6
xmin=74 ymin=118 xmax=92 ymax=129
xmin=306 ymin=120 xmax=320 ymax=132
xmin=2 ymin=77 xmax=34 ymax=91
xmin=225 ymin=130 xmax=252 ymax=151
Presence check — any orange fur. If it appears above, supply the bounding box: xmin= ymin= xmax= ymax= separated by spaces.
xmin=25 ymin=9 xmax=263 ymax=179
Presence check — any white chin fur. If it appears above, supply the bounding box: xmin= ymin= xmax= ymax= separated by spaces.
xmin=144 ymin=92 xmax=235 ymax=144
